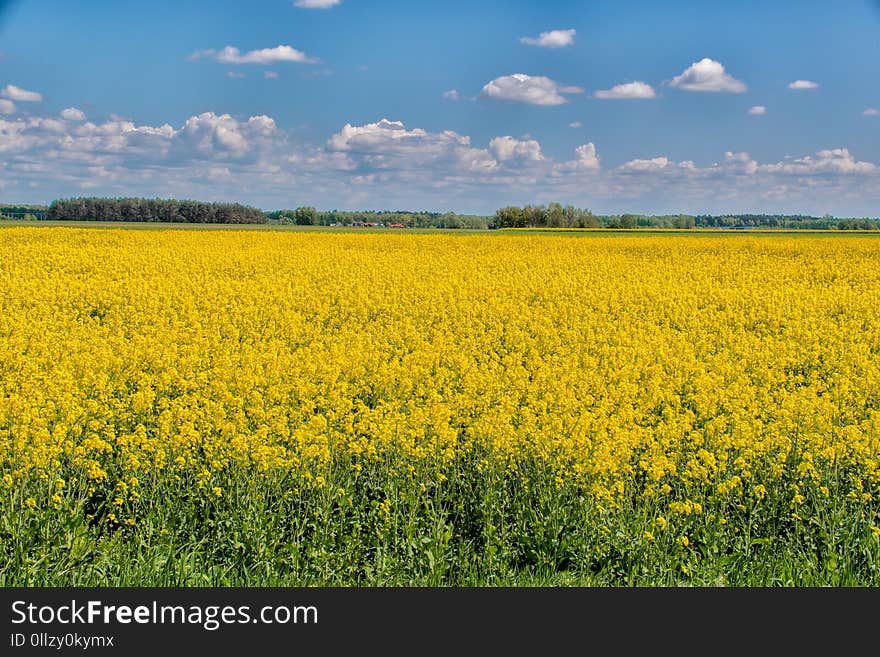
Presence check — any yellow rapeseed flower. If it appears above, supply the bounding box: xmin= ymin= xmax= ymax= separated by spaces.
xmin=0 ymin=228 xmax=878 ymax=548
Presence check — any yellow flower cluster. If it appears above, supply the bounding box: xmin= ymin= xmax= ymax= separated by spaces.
xmin=1 ymin=228 xmax=879 ymax=519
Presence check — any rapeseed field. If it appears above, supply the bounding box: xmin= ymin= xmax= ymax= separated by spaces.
xmin=1 ymin=228 xmax=878 ymax=585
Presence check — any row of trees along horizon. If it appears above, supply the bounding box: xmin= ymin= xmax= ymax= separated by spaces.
xmin=1 ymin=198 xmax=877 ymax=230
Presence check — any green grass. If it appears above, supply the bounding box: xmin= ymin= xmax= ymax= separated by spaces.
xmin=3 ymin=451 xmax=877 ymax=586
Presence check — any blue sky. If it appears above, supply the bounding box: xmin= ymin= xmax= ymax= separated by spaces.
xmin=1 ymin=0 xmax=880 ymax=214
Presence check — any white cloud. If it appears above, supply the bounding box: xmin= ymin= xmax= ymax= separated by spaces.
xmin=67 ymin=119 xmax=177 ymax=158
xmin=1 ymin=84 xmax=43 ymax=102
xmin=226 ymin=71 xmax=246 ymax=79
xmin=328 ymin=118 xmax=454 ymax=153
xmin=554 ymin=143 xmax=600 ymax=173
xmin=748 ymin=105 xmax=767 ymax=115
xmin=3 ymin=100 xmax=880 ymax=216
xmin=669 ymin=58 xmax=746 ymax=93
xmin=614 ymin=148 xmax=872 ymax=179
xmin=176 ymin=113 xmax=283 ymax=158
xmin=722 ymin=151 xmax=758 ymax=175
xmin=325 ymin=118 xmax=499 ymax=173
xmin=480 ymin=73 xmax=583 ymax=106
xmin=0 ymin=119 xmax=38 ymax=153
xmin=179 ymin=113 xmax=247 ymax=153
xmin=264 ymin=71 xmax=279 ymax=79
xmin=218 ymin=45 xmax=316 ymax=64
xmin=520 ymin=29 xmax=576 ymax=48
xmin=293 ymin=0 xmax=341 ymax=7
xmin=607 ymin=148 xmax=871 ymax=180
xmin=788 ymin=80 xmax=818 ymax=90
xmin=32 ymin=117 xmax=67 ymax=133
xmin=442 ymin=89 xmax=460 ymax=101
xmin=864 ymin=108 xmax=880 ymax=116
xmin=568 ymin=121 xmax=582 ymax=128
xmin=0 ymin=114 xmax=177 ymax=160
xmin=619 ymin=156 xmax=674 ymax=172
xmin=2 ymin=111 xmax=282 ymax=168
xmin=594 ymin=81 xmax=656 ymax=99
xmin=189 ymin=45 xmax=317 ymax=65
xmin=615 ymin=156 xmax=702 ymax=177
xmin=760 ymin=148 xmax=874 ymax=175
xmin=60 ymin=108 xmax=86 ymax=121
xmin=489 ymin=136 xmax=544 ymax=163
xmin=0 ymin=99 xmax=15 ymax=114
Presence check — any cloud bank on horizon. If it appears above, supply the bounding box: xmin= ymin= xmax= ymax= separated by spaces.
xmin=3 ymin=109 xmax=877 ymax=215
xmin=1 ymin=0 xmax=879 ymax=216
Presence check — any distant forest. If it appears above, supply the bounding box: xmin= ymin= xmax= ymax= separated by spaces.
xmin=271 ymin=204 xmax=880 ymax=229
xmin=45 ymin=198 xmax=266 ymax=224
xmin=495 ymin=205 xmax=880 ymax=230
xmin=265 ymin=207 xmax=493 ymax=229
xmin=1 ymin=198 xmax=878 ymax=229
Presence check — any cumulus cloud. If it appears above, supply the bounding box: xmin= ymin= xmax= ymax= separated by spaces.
xmin=613 ymin=148 xmax=873 ymax=180
xmin=178 ymin=113 xmax=283 ymax=159
xmin=326 ymin=118 xmax=498 ymax=173
xmin=760 ymin=148 xmax=874 ymax=175
xmin=614 ymin=148 xmax=873 ymax=180
xmin=442 ymin=89 xmax=460 ymax=101
xmin=60 ymin=108 xmax=86 ymax=121
xmin=864 ymin=108 xmax=880 ymax=116
xmin=619 ymin=156 xmax=676 ymax=172
xmin=0 ymin=99 xmax=15 ymax=114
xmin=722 ymin=151 xmax=758 ymax=175
xmin=66 ymin=119 xmax=177 ymax=160
xmin=748 ymin=105 xmax=767 ymax=115
xmin=328 ymin=118 xmax=458 ymax=153
xmin=0 ymin=115 xmax=171 ymax=159
xmin=293 ymin=0 xmax=341 ymax=7
xmin=569 ymin=121 xmax=582 ymax=128
xmin=1 ymin=84 xmax=43 ymax=102
xmin=480 ymin=73 xmax=583 ymax=106
xmin=594 ymin=81 xmax=656 ymax=99
xmin=226 ymin=71 xmax=246 ymax=79
xmin=489 ymin=136 xmax=544 ymax=163
xmin=669 ymin=58 xmax=746 ymax=93
xmin=3 ymin=100 xmax=880 ymax=215
xmin=788 ymin=80 xmax=818 ymax=90
xmin=177 ymin=113 xmax=246 ymax=153
xmin=520 ymin=29 xmax=576 ymax=48
xmin=554 ymin=143 xmax=600 ymax=173
xmin=264 ymin=71 xmax=279 ymax=79
xmin=189 ymin=45 xmax=317 ymax=65
xmin=0 ymin=110 xmax=290 ymax=172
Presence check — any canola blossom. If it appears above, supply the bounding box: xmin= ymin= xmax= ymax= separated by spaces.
xmin=1 ymin=228 xmax=879 ymax=585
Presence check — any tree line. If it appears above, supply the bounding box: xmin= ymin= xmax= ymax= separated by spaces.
xmin=47 ymin=197 xmax=266 ymax=224
xmin=493 ymin=203 xmax=600 ymax=228
xmin=691 ymin=213 xmax=876 ymax=229
xmin=12 ymin=197 xmax=880 ymax=230
xmin=493 ymin=206 xmax=696 ymax=229
xmin=494 ymin=205 xmax=880 ymax=230
xmin=265 ymin=207 xmax=492 ymax=229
